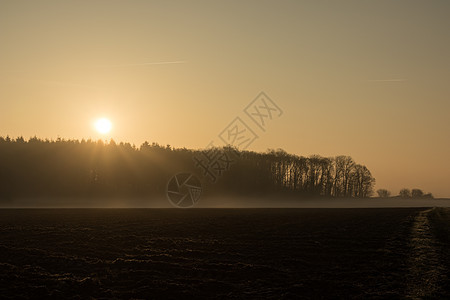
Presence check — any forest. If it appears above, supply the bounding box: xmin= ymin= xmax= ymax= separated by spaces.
xmin=0 ymin=137 xmax=375 ymax=201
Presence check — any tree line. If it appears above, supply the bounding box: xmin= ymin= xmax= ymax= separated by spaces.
xmin=376 ymin=188 xmax=433 ymax=199
xmin=0 ymin=136 xmax=376 ymax=201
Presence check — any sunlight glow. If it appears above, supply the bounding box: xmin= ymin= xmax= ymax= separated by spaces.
xmin=95 ymin=118 xmax=112 ymax=134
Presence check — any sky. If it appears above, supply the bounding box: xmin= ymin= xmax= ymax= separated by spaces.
xmin=0 ymin=0 xmax=449 ymax=197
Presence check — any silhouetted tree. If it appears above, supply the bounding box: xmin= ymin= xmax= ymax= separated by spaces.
xmin=377 ymin=189 xmax=391 ymax=198
xmin=399 ymin=188 xmax=411 ymax=198
xmin=0 ymin=136 xmax=377 ymax=202
xmin=411 ymin=189 xmax=424 ymax=198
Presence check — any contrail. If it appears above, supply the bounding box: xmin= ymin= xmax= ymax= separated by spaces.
xmin=367 ymin=79 xmax=406 ymax=82
xmin=139 ymin=60 xmax=187 ymax=66
xmin=38 ymin=80 xmax=95 ymax=88
xmin=100 ymin=60 xmax=188 ymax=68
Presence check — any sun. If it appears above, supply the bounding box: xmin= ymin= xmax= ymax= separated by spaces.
xmin=95 ymin=118 xmax=112 ymax=134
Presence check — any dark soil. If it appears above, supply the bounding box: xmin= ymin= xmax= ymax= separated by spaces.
xmin=0 ymin=208 xmax=448 ymax=299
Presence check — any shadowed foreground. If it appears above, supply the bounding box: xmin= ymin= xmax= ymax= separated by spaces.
xmin=0 ymin=208 xmax=449 ymax=299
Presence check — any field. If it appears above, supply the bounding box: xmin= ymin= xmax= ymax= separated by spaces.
xmin=0 ymin=208 xmax=449 ymax=299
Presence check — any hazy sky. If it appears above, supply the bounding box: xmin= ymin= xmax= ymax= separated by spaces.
xmin=1 ymin=0 xmax=449 ymax=197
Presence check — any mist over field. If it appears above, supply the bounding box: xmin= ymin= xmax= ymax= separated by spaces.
xmin=3 ymin=196 xmax=450 ymax=209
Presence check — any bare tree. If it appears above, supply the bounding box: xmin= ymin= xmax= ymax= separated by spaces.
xmin=334 ymin=156 xmax=355 ymax=197
xmin=399 ymin=188 xmax=411 ymax=198
xmin=376 ymin=189 xmax=391 ymax=198
xmin=411 ymin=189 xmax=424 ymax=198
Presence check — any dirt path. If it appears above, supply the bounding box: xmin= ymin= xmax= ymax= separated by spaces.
xmin=405 ymin=208 xmax=447 ymax=298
